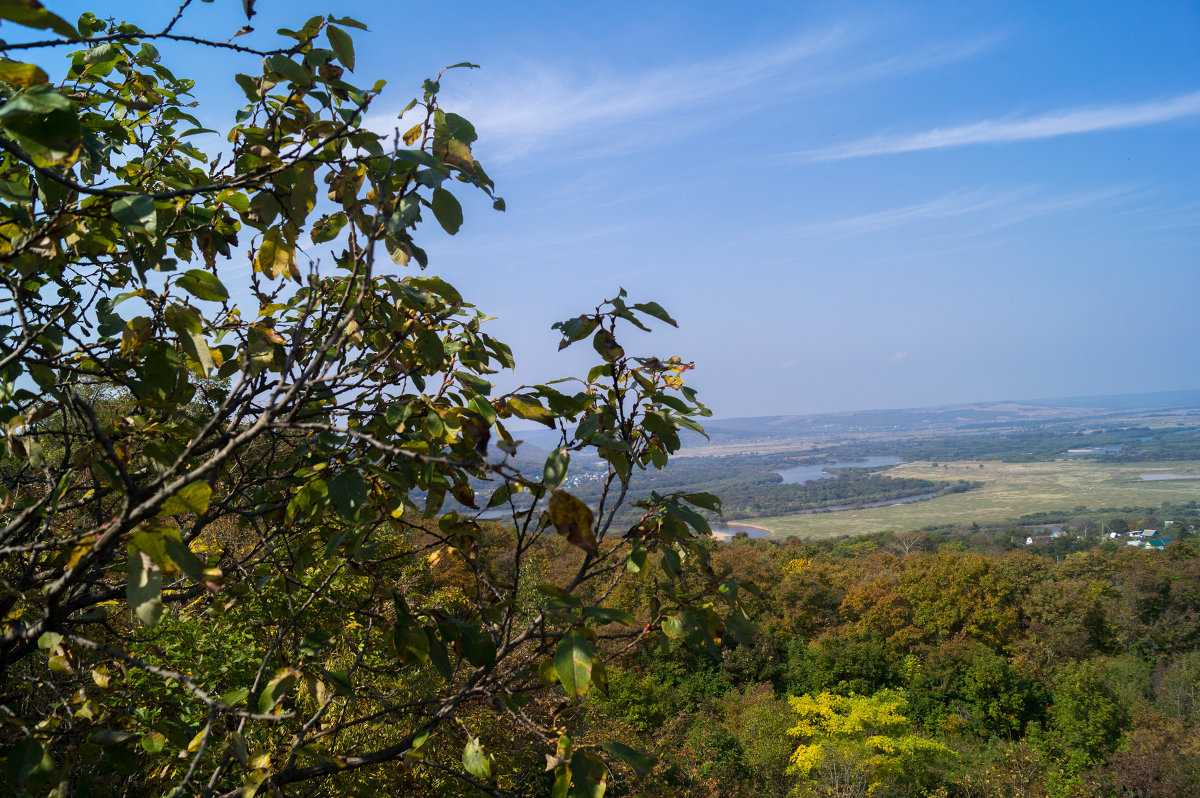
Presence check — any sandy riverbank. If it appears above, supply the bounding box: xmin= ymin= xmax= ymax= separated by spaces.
xmin=711 ymin=522 xmax=774 ymax=541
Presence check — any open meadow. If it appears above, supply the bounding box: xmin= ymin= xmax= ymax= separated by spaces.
xmin=746 ymin=459 xmax=1200 ymax=538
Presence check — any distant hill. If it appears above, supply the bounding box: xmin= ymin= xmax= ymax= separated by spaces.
xmin=513 ymin=389 xmax=1200 ymax=453
xmin=1020 ymin=388 xmax=1200 ymax=410
xmin=677 ymin=390 xmax=1200 ymax=452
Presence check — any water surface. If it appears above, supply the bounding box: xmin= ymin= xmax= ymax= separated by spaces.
xmin=1140 ymin=473 xmax=1200 ymax=481
xmin=776 ymin=456 xmax=902 ymax=484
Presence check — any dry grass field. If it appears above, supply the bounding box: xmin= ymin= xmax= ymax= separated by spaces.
xmin=746 ymin=459 xmax=1200 ymax=538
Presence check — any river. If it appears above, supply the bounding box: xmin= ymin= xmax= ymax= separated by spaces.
xmin=776 ymin=456 xmax=902 ymax=484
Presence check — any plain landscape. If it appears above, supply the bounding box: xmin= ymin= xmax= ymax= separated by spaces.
xmin=3 ymin=3 xmax=1198 ymax=798
xmin=541 ymin=389 xmax=1200 ymax=544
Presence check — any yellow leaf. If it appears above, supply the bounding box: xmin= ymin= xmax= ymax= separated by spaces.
xmin=402 ymin=124 xmax=422 ymax=146
xmin=548 ymin=490 xmax=597 ymax=554
xmin=0 ymin=60 xmax=49 ymax=88
xmin=255 ymin=228 xmax=299 ymax=282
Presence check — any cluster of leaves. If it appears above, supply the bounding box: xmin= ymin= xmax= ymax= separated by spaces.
xmin=0 ymin=4 xmax=754 ymax=796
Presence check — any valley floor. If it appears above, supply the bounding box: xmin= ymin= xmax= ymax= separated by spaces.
xmin=747 ymin=458 xmax=1200 ymax=537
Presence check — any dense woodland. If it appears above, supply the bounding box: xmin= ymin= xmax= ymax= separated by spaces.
xmin=829 ymin=425 xmax=1200 ymax=464
xmin=15 ymin=506 xmax=1197 ymax=797
xmin=521 ymin=522 xmax=1200 ymax=797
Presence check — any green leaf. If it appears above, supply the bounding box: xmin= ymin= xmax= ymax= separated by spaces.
xmin=0 ymin=85 xmax=69 ymax=118
xmin=582 ymin=607 xmax=636 ymax=626
xmin=0 ymin=178 xmax=32 ymax=202
xmin=324 ymin=670 xmax=355 ymax=697
xmin=443 ymin=112 xmax=477 ymax=143
xmin=4 ymin=738 xmax=53 ymax=787
xmin=486 ymin=483 xmax=511 ymax=509
xmin=90 ymin=729 xmax=136 ymax=746
xmin=257 ymin=668 xmax=299 ymax=714
xmin=551 ymin=315 xmax=598 ymax=349
xmin=111 ymin=195 xmax=156 ymax=235
xmin=162 ymin=533 xmax=205 ymax=583
xmin=310 ymin=211 xmax=347 ymax=243
xmin=298 ymin=630 xmax=332 ymax=658
xmin=506 ymin=395 xmax=556 ymax=428
xmin=665 ymin=501 xmax=711 ymax=535
xmin=327 ymin=470 xmax=368 ymax=521
xmin=602 ymin=742 xmax=652 ymax=776
xmin=393 ymin=621 xmax=430 ymax=667
xmin=626 ymin=544 xmax=648 ymax=575
xmin=409 ymin=274 xmax=463 ymax=304
xmin=219 ymin=687 xmax=250 ymax=707
xmin=0 ymin=2 xmax=80 ymax=40
xmin=454 ymin=370 xmax=491 ymax=396
xmin=3 ymin=107 xmax=77 ymax=166
xmin=551 ymin=765 xmax=571 ymax=798
xmin=430 ymin=187 xmax=463 ymax=235
xmin=159 ymin=480 xmax=212 ymax=517
xmin=326 ymin=25 xmax=355 ymax=71
xmin=683 ymin=491 xmax=721 ymax=513
xmin=661 ymin=614 xmax=685 ymax=639
xmin=462 ymin=738 xmax=491 ymax=780
xmin=392 ymin=148 xmax=443 ymax=169
xmin=328 ymin=15 xmax=367 ymax=30
xmin=592 ymin=329 xmax=624 ymax=363
xmin=568 ymin=751 xmax=608 ymax=798
xmin=543 ymin=447 xmax=569 ymax=489
xmin=164 ymin=303 xmax=215 ymax=376
xmin=141 ymin=731 xmax=166 ymax=754
xmin=459 ymin=625 xmax=496 ymax=669
xmin=127 ymin=549 xmax=162 ymax=627
xmin=175 ymin=269 xmax=228 ymax=302
xmin=553 ymin=627 xmax=594 ymax=698
xmin=427 ymin=629 xmax=453 ymax=678
xmin=632 ymin=301 xmax=677 ymax=326
xmin=264 ymin=54 xmax=310 ymax=87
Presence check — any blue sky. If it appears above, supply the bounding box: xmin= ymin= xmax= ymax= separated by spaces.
xmin=38 ymin=1 xmax=1200 ymax=417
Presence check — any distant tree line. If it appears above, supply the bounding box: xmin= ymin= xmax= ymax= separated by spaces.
xmin=831 ymin=424 xmax=1200 ymax=463
xmin=561 ymin=456 xmax=978 ymax=522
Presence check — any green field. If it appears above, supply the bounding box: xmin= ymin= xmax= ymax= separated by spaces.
xmin=747 ymin=459 xmax=1200 ymax=538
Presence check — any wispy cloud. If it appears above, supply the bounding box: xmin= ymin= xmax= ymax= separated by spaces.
xmin=423 ymin=29 xmax=850 ymax=162
xmin=790 ymin=185 xmax=1135 ymax=242
xmin=371 ymin=26 xmax=994 ymax=163
xmin=815 ymin=188 xmax=1030 ymax=236
xmin=801 ymin=90 xmax=1200 ymax=161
